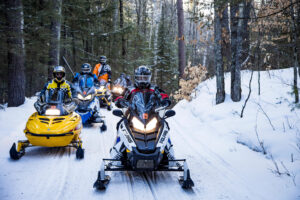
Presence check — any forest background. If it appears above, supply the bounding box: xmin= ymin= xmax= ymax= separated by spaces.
xmin=0 ymin=0 xmax=299 ymax=107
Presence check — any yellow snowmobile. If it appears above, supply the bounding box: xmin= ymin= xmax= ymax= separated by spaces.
xmin=96 ymin=80 xmax=112 ymax=111
xmin=9 ymin=90 xmax=84 ymax=160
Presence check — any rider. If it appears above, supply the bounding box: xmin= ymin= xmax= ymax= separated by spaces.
xmin=112 ymin=66 xmax=173 ymax=161
xmin=115 ymin=65 xmax=170 ymax=108
xmin=72 ymin=63 xmax=99 ymax=85
xmin=72 ymin=63 xmax=102 ymax=120
xmin=35 ymin=66 xmax=73 ymax=113
xmin=93 ymin=56 xmax=112 ymax=89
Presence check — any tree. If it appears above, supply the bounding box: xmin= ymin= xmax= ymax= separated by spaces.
xmin=177 ymin=0 xmax=185 ymax=78
xmin=214 ymin=0 xmax=225 ymax=104
xmin=4 ymin=0 xmax=26 ymax=107
xmin=48 ymin=0 xmax=62 ymax=80
xmin=290 ymin=0 xmax=299 ymax=103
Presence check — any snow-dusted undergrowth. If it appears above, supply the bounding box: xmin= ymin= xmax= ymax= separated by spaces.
xmin=171 ymin=68 xmax=300 ymax=199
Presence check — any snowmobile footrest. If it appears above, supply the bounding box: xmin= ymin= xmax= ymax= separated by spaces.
xmin=179 ymin=169 xmax=194 ymax=189
xmin=9 ymin=143 xmax=24 ymax=160
xmin=93 ymin=171 xmax=111 ymax=190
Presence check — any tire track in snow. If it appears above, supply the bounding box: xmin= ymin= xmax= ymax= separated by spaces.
xmin=143 ymin=172 xmax=158 ymax=200
xmin=170 ymin=117 xmax=265 ymax=200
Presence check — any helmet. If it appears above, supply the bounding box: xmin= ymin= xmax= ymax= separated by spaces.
xmin=81 ymin=63 xmax=91 ymax=73
xmin=99 ymin=56 xmax=107 ymax=65
xmin=134 ymin=66 xmax=151 ymax=88
xmin=120 ymin=73 xmax=125 ymax=78
xmin=53 ymin=66 xmax=66 ymax=82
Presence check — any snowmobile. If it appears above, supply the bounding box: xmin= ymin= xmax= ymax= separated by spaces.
xmin=73 ymin=75 xmax=107 ymax=132
xmin=9 ymin=89 xmax=84 ymax=160
xmin=97 ymin=80 xmax=112 ymax=111
xmin=111 ymin=75 xmax=130 ymax=101
xmin=93 ymin=92 xmax=194 ymax=190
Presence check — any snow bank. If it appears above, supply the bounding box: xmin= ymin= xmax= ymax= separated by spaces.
xmin=170 ymin=68 xmax=300 ymax=199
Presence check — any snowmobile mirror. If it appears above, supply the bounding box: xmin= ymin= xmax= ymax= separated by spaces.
xmin=164 ymin=110 xmax=176 ymax=118
xmin=112 ymin=109 xmax=123 ymax=117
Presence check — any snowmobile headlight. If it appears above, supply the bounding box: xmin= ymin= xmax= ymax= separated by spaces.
xmin=132 ymin=117 xmax=145 ymax=132
xmin=145 ymin=117 xmax=158 ymax=132
xmin=113 ymin=86 xmax=124 ymax=94
xmin=85 ymin=94 xmax=92 ymax=100
xmin=132 ymin=117 xmax=158 ymax=133
xmin=77 ymin=93 xmax=84 ymax=100
xmin=45 ymin=108 xmax=61 ymax=116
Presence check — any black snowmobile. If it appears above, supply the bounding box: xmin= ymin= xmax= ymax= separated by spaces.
xmin=93 ymin=91 xmax=194 ymax=190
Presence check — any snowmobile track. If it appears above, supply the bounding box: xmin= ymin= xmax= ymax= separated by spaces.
xmin=142 ymin=172 xmax=158 ymax=200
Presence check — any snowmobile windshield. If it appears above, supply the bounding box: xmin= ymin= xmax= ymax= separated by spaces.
xmin=45 ymin=89 xmax=66 ymax=104
xmin=43 ymin=90 xmax=73 ymax=116
xmin=130 ymin=92 xmax=157 ymax=123
xmin=114 ymin=77 xmax=127 ymax=87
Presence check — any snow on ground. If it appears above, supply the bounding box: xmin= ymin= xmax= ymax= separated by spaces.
xmin=0 ymin=68 xmax=300 ymax=200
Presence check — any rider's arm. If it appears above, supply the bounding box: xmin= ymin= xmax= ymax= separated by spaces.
xmin=93 ymin=74 xmax=99 ymax=85
xmin=155 ymin=87 xmax=171 ymax=107
xmin=115 ymin=88 xmax=131 ymax=108
xmin=93 ymin=64 xmax=100 ymax=77
xmin=105 ymin=64 xmax=112 ymax=83
xmin=65 ymin=81 xmax=72 ymax=99
xmin=72 ymin=73 xmax=80 ymax=83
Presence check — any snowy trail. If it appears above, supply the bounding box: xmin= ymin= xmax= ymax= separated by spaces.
xmin=0 ymin=84 xmax=299 ymax=200
xmin=0 ymin=105 xmax=195 ymax=200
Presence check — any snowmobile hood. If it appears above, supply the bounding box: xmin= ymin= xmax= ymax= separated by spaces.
xmin=24 ymin=112 xmax=82 ymax=134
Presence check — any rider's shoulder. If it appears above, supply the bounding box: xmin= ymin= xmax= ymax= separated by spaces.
xmin=104 ymin=64 xmax=111 ymax=71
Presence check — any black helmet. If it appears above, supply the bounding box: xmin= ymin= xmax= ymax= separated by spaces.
xmin=81 ymin=63 xmax=91 ymax=73
xmin=99 ymin=56 xmax=107 ymax=65
xmin=53 ymin=66 xmax=66 ymax=82
xmin=134 ymin=66 xmax=151 ymax=88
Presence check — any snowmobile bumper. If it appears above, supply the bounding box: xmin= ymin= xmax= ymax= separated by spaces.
xmin=25 ymin=131 xmax=77 ymax=147
xmin=94 ymin=156 xmax=194 ymax=190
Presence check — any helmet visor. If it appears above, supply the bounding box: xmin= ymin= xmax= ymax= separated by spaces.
xmin=135 ymin=74 xmax=151 ymax=83
xmin=82 ymin=68 xmax=91 ymax=73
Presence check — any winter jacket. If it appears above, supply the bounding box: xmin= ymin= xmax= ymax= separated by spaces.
xmin=72 ymin=72 xmax=99 ymax=85
xmin=40 ymin=79 xmax=72 ymax=99
xmin=115 ymin=85 xmax=171 ymax=108
xmin=93 ymin=63 xmax=111 ymax=83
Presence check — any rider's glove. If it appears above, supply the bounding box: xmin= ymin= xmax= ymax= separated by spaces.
xmin=161 ymin=99 xmax=170 ymax=108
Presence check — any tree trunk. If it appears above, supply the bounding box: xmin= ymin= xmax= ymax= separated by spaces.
xmin=153 ymin=0 xmax=163 ymax=84
xmin=113 ymin=0 xmax=119 ymax=31
xmin=177 ymin=0 xmax=185 ymax=78
xmin=142 ymin=0 xmax=148 ymax=35
xmin=290 ymin=0 xmax=299 ymax=102
xmin=48 ymin=0 xmax=62 ymax=80
xmin=119 ymin=0 xmax=126 ymax=72
xmin=214 ymin=1 xmax=225 ymax=104
xmin=4 ymin=0 xmax=26 ymax=107
xmin=241 ymin=0 xmax=250 ymax=63
xmin=221 ymin=4 xmax=230 ymax=72
xmin=230 ymin=3 xmax=242 ymax=102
